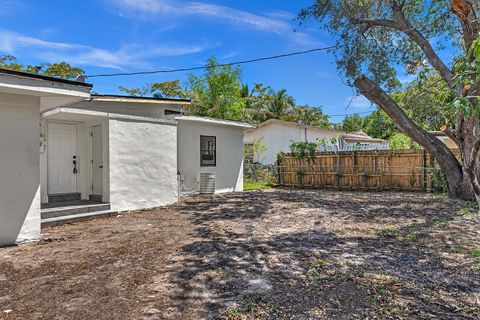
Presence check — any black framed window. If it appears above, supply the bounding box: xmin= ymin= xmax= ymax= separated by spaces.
xmin=200 ymin=135 xmax=216 ymax=167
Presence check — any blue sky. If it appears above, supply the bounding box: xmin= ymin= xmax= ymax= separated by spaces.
xmin=0 ymin=0 xmax=378 ymax=122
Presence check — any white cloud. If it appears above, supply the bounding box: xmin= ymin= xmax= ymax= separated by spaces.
xmin=0 ymin=29 xmax=213 ymax=69
xmin=109 ymin=0 xmax=320 ymax=46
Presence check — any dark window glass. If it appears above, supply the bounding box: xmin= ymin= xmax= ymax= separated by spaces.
xmin=200 ymin=136 xmax=216 ymax=167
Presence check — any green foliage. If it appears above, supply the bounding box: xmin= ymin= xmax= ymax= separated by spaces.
xmin=43 ymin=62 xmax=84 ymax=79
xmin=288 ymin=104 xmax=330 ymax=128
xmin=150 ymin=80 xmax=187 ymax=99
xmin=244 ymin=137 xmax=268 ymax=165
xmin=334 ymin=114 xmax=363 ymax=132
xmin=299 ymin=1 xmax=460 ymax=90
xmin=243 ymin=181 xmax=274 ymax=191
xmin=389 ymin=133 xmax=420 ymax=150
xmin=431 ymin=167 xmax=448 ymax=193
xmin=290 ymin=141 xmax=318 ymax=160
xmin=362 ymin=108 xmax=396 ymax=139
xmin=186 ymin=56 xmax=245 ymax=120
xmin=260 ymin=88 xmax=295 ymax=121
xmin=0 ymin=55 xmax=84 ymax=79
xmin=118 ymin=86 xmax=149 ymax=96
xmin=119 ymin=80 xmax=187 ymax=98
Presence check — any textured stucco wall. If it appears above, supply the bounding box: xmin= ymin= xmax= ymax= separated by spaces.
xmin=0 ymin=93 xmax=41 ymax=246
xmin=109 ymin=118 xmax=178 ymax=211
xmin=177 ymin=120 xmax=244 ymax=193
xmin=72 ymin=100 xmax=183 ymax=119
xmin=244 ymin=124 xmax=339 ymax=165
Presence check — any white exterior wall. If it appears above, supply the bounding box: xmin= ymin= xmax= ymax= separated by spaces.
xmin=72 ymin=100 xmax=183 ymax=119
xmin=244 ymin=123 xmax=339 ymax=165
xmin=0 ymin=93 xmax=41 ymax=245
xmin=109 ymin=118 xmax=177 ymax=211
xmin=177 ymin=120 xmax=244 ymax=193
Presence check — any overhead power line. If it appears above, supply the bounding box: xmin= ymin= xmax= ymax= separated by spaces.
xmin=85 ymin=45 xmax=338 ymax=78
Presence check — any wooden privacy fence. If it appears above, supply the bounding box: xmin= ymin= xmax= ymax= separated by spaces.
xmin=278 ymin=149 xmax=461 ymax=192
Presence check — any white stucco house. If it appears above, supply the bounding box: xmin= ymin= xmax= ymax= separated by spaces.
xmin=0 ymin=69 xmax=253 ymax=247
xmin=0 ymin=69 xmax=91 ymax=246
xmin=244 ymin=119 xmax=389 ymax=165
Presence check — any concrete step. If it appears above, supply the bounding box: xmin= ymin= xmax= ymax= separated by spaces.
xmin=41 ymin=203 xmax=111 ymax=219
xmin=41 ymin=210 xmax=118 ymax=228
xmin=48 ymin=193 xmax=81 ymax=203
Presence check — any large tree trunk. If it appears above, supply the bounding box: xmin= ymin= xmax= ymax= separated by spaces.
xmin=355 ymin=75 xmax=477 ymax=201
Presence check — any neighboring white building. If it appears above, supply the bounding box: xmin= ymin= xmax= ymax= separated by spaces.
xmin=0 ymin=69 xmax=253 ymax=247
xmin=243 ymin=119 xmax=389 ymax=165
xmin=0 ymin=68 xmax=91 ymax=246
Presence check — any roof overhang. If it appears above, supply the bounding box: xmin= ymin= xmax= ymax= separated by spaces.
xmin=175 ymin=115 xmax=255 ymax=129
xmin=42 ymin=107 xmax=177 ymax=125
xmin=342 ymin=137 xmax=388 ymax=143
xmin=91 ymin=94 xmax=191 ymax=105
xmin=0 ymin=69 xmax=91 ymax=111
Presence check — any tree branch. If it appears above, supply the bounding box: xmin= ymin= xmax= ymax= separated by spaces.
xmin=450 ymin=0 xmax=479 ymax=53
xmin=387 ymin=0 xmax=457 ymax=91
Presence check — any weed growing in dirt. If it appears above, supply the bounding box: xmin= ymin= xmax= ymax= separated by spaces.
xmin=370 ymin=287 xmax=387 ymax=304
xmin=451 ymin=247 xmax=465 ymax=254
xmin=474 ymin=262 xmax=480 ymax=270
xmin=469 ymin=247 xmax=480 ymax=257
xmin=405 ymin=229 xmax=419 ymax=241
xmin=435 ymin=218 xmax=449 ymax=228
xmin=432 ymin=193 xmax=447 ymax=201
xmin=227 ymin=307 xmax=241 ymax=319
xmin=307 ymin=268 xmax=321 ymax=278
xmin=377 ymin=226 xmax=399 ymax=238
xmin=311 ymin=257 xmax=327 ymax=268
xmin=459 ymin=202 xmax=477 ymax=217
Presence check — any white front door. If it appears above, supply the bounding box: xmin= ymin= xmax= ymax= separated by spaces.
xmin=92 ymin=125 xmax=103 ymax=196
xmin=48 ymin=122 xmax=77 ymax=194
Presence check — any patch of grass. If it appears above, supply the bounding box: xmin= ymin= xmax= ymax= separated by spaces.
xmin=435 ymin=217 xmax=449 ymax=228
xmin=474 ymin=262 xmax=480 ymax=270
xmin=243 ymin=181 xmax=275 ymax=191
xmin=458 ymin=202 xmax=477 ymax=217
xmin=432 ymin=193 xmax=447 ymax=201
xmin=450 ymin=247 xmax=465 ymax=254
xmin=227 ymin=307 xmax=241 ymax=319
xmin=377 ymin=226 xmax=399 ymax=238
xmin=370 ymin=287 xmax=387 ymax=304
xmin=405 ymin=229 xmax=419 ymax=241
xmin=311 ymin=257 xmax=327 ymax=268
xmin=469 ymin=247 xmax=480 ymax=257
xmin=307 ymin=268 xmax=321 ymax=278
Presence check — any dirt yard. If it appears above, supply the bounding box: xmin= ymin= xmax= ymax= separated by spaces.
xmin=1 ymin=190 xmax=480 ymax=319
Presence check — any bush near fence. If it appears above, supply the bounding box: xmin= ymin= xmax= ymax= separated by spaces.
xmin=278 ymin=149 xmax=461 ymax=192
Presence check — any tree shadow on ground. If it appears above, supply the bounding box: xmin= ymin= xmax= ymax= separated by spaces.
xmin=165 ymin=190 xmax=480 ymax=319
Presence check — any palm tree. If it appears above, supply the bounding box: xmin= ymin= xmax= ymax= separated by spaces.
xmin=261 ymin=88 xmax=295 ymax=121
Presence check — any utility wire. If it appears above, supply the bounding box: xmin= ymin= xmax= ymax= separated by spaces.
xmin=85 ymin=45 xmax=338 ymax=78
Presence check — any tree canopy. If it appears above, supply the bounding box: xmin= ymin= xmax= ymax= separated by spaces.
xmin=0 ymin=55 xmax=84 ymax=79
xmin=300 ymin=0 xmax=480 ymax=205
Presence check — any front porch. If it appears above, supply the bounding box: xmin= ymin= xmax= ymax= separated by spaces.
xmin=40 ymin=108 xmax=110 ymax=206
xmin=41 ymin=200 xmax=117 ymax=228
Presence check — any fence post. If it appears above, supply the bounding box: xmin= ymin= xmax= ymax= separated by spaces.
xmin=421 ymin=149 xmax=427 ymax=191
xmin=277 ymin=158 xmax=282 ymax=185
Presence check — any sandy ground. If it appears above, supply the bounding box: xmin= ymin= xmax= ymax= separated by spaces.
xmin=0 ymin=189 xmax=479 ymax=319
